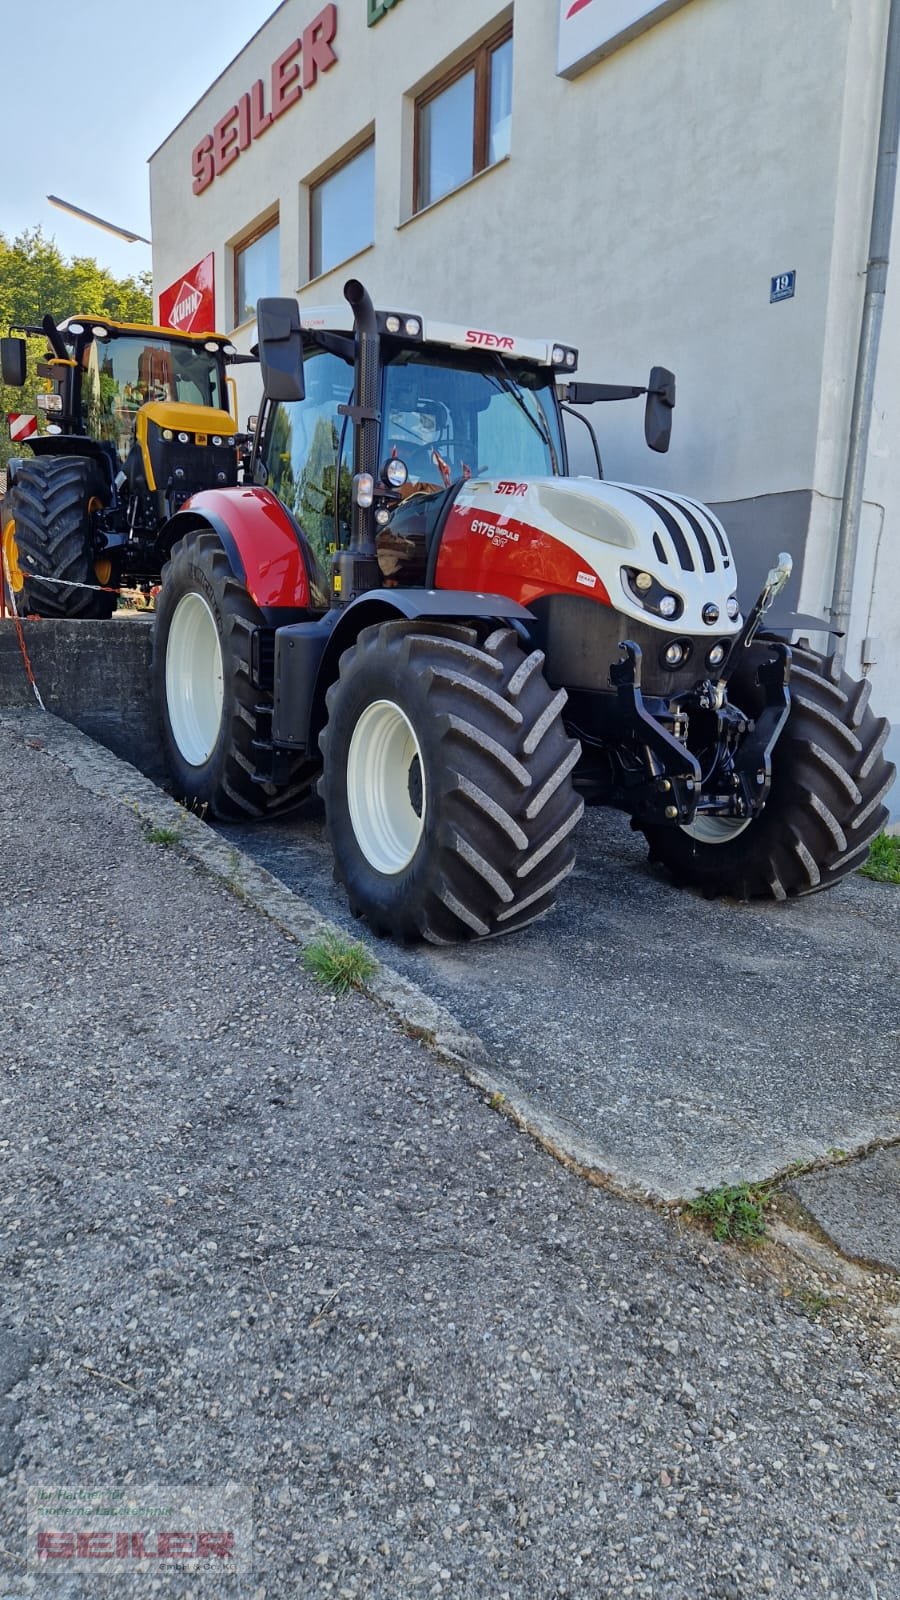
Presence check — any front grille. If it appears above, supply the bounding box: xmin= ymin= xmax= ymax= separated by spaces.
xmin=161 ymin=443 xmax=237 ymax=495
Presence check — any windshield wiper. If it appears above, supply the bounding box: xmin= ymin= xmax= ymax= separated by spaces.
xmin=485 ymin=357 xmax=560 ymax=476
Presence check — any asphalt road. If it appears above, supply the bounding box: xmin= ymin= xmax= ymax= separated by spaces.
xmin=219 ymin=798 xmax=900 ymax=1200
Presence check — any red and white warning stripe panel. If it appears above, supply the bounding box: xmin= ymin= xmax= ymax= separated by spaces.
xmin=7 ymin=413 xmax=38 ymax=443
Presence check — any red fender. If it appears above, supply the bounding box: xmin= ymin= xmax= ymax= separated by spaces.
xmin=178 ymin=487 xmax=315 ymax=609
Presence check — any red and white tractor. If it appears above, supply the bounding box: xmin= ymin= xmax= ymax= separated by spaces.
xmin=151 ymin=281 xmax=894 ymax=941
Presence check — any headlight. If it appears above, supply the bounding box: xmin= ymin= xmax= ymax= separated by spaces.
xmin=178 ymin=431 xmax=190 ymax=443
xmin=702 ymin=602 xmax=720 ymax=625
xmin=622 ymin=567 xmax=684 ymax=621
xmin=707 ymin=642 xmax=727 ymax=669
xmin=384 ymin=457 xmax=409 ymax=489
xmin=354 ymin=472 xmax=375 ymax=508
xmin=726 ymin=595 xmax=740 ymax=619
xmin=162 ymin=428 xmax=174 ymax=441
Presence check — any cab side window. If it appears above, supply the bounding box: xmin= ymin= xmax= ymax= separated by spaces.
xmin=261 ymin=348 xmax=352 ymax=573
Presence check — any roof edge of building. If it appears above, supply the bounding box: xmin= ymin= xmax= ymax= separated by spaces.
xmin=146 ymin=0 xmax=293 ymax=165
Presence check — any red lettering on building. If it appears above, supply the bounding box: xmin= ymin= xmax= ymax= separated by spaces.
xmin=303 ymin=3 xmax=338 ymax=87
xmin=248 ymin=79 xmax=273 ymax=139
xmin=191 ymin=136 xmax=214 ymax=195
xmin=271 ymin=40 xmax=302 ymax=118
xmin=213 ymin=106 xmax=240 ymax=176
xmin=190 ymin=5 xmax=338 ymax=191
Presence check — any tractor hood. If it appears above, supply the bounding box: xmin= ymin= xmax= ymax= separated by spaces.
xmin=446 ymin=475 xmax=742 ymax=635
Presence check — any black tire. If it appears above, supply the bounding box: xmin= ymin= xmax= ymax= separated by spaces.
xmin=3 ymin=456 xmax=115 ymax=619
xmin=152 ymin=529 xmax=317 ymax=820
xmin=319 ymin=621 xmax=583 ymax=942
xmin=641 ymin=638 xmax=895 ymax=899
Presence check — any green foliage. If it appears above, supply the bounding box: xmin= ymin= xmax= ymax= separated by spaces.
xmin=303 ymin=932 xmax=377 ymax=994
xmin=859 ymin=832 xmax=900 ymax=884
xmin=145 ymin=825 xmax=181 ymax=846
xmin=0 ymin=226 xmax=151 ymax=468
xmin=687 ymin=1182 xmax=771 ymax=1243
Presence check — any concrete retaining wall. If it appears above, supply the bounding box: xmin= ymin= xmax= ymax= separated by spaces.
xmin=0 ymin=617 xmax=166 ymax=784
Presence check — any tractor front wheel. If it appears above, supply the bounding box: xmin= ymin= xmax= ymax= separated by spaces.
xmin=641 ymin=640 xmax=895 ymax=899
xmin=319 ymin=621 xmax=583 ymax=942
xmin=3 ymin=456 xmax=115 ymax=618
xmin=153 ymin=529 xmax=316 ymax=819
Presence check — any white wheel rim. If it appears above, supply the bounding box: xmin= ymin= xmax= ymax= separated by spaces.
xmin=681 ymin=813 xmax=753 ymax=844
xmin=165 ymin=592 xmax=224 ymax=766
xmin=346 ymin=699 xmax=426 ymax=874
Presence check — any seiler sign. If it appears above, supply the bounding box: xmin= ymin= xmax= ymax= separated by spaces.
xmin=557 ymin=0 xmax=693 ymax=78
xmin=192 ymin=3 xmax=338 ymax=193
xmin=159 ymin=253 xmax=216 ymax=334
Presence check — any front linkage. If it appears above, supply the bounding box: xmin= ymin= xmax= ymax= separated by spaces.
xmin=606 ymin=554 xmax=795 ymax=829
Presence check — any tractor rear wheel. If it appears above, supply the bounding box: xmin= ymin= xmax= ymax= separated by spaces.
xmin=2 ymin=457 xmax=115 ymax=619
xmin=641 ymin=639 xmax=895 ymax=899
xmin=319 ymin=621 xmax=583 ymax=942
xmin=152 ymin=529 xmax=317 ymax=820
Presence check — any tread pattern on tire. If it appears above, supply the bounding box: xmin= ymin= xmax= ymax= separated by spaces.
xmin=642 ymin=637 xmax=895 ymax=900
xmin=5 ymin=457 xmax=114 ymax=619
xmin=319 ymin=621 xmax=583 ymax=942
xmin=154 ymin=530 xmax=316 ymax=821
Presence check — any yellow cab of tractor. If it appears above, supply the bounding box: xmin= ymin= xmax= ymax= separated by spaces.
xmin=0 ymin=312 xmax=247 ymax=619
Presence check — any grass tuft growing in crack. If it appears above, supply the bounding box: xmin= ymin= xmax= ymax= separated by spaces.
xmin=687 ymin=1181 xmax=771 ymax=1244
xmin=145 ymin=825 xmax=181 ymax=847
xmin=303 ymin=933 xmax=377 ymax=995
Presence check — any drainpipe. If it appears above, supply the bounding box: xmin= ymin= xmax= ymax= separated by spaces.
xmin=829 ymin=0 xmax=900 ymax=670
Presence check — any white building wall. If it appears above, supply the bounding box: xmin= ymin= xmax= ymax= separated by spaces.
xmin=149 ymin=0 xmax=899 ymax=814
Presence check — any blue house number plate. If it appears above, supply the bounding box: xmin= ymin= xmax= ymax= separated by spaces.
xmin=770 ymin=271 xmax=796 ymax=303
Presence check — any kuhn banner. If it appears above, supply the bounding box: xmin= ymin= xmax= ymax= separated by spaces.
xmin=159 ymin=253 xmax=216 ymax=334
xmin=557 ymin=0 xmax=693 ymax=78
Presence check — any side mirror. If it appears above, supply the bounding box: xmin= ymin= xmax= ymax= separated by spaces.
xmin=256 ymin=298 xmax=305 ymax=403
xmin=1 ymin=337 xmax=27 ymax=387
xmin=246 ymin=413 xmax=259 ymax=433
xmin=645 ymin=366 xmax=675 ymax=453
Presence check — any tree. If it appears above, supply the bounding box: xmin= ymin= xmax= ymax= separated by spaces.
xmin=0 ymin=227 xmax=151 ymax=468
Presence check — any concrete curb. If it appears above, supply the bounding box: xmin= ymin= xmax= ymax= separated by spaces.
xmin=1 ymin=707 xmax=664 ymax=1205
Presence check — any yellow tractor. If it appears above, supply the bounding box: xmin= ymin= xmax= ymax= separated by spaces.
xmin=1 ymin=314 xmax=243 ymax=618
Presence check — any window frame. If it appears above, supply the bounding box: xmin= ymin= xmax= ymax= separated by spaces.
xmin=308 ymin=137 xmax=376 ymax=282
xmin=232 ymin=212 xmax=280 ymax=330
xmin=413 ymin=24 xmax=512 ymax=215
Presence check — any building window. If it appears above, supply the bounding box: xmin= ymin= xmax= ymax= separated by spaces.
xmin=310 ymin=141 xmax=375 ymax=279
xmin=233 ymin=216 xmax=279 ymax=327
xmin=414 ymin=28 xmax=512 ymax=214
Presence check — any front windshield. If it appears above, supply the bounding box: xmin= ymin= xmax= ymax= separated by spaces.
xmin=382 ymin=349 xmax=564 ymax=488
xmin=83 ymin=335 xmax=225 ymax=457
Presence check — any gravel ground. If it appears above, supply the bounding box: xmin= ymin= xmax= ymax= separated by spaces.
xmin=0 ymin=727 xmax=898 ymax=1599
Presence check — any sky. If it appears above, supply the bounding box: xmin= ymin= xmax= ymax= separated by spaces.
xmin=2 ymin=0 xmax=282 ymax=282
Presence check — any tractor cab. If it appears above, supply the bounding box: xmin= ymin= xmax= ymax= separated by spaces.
xmin=253 ymin=304 xmax=571 ymax=588
xmin=0 ymin=314 xmax=245 ymax=613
